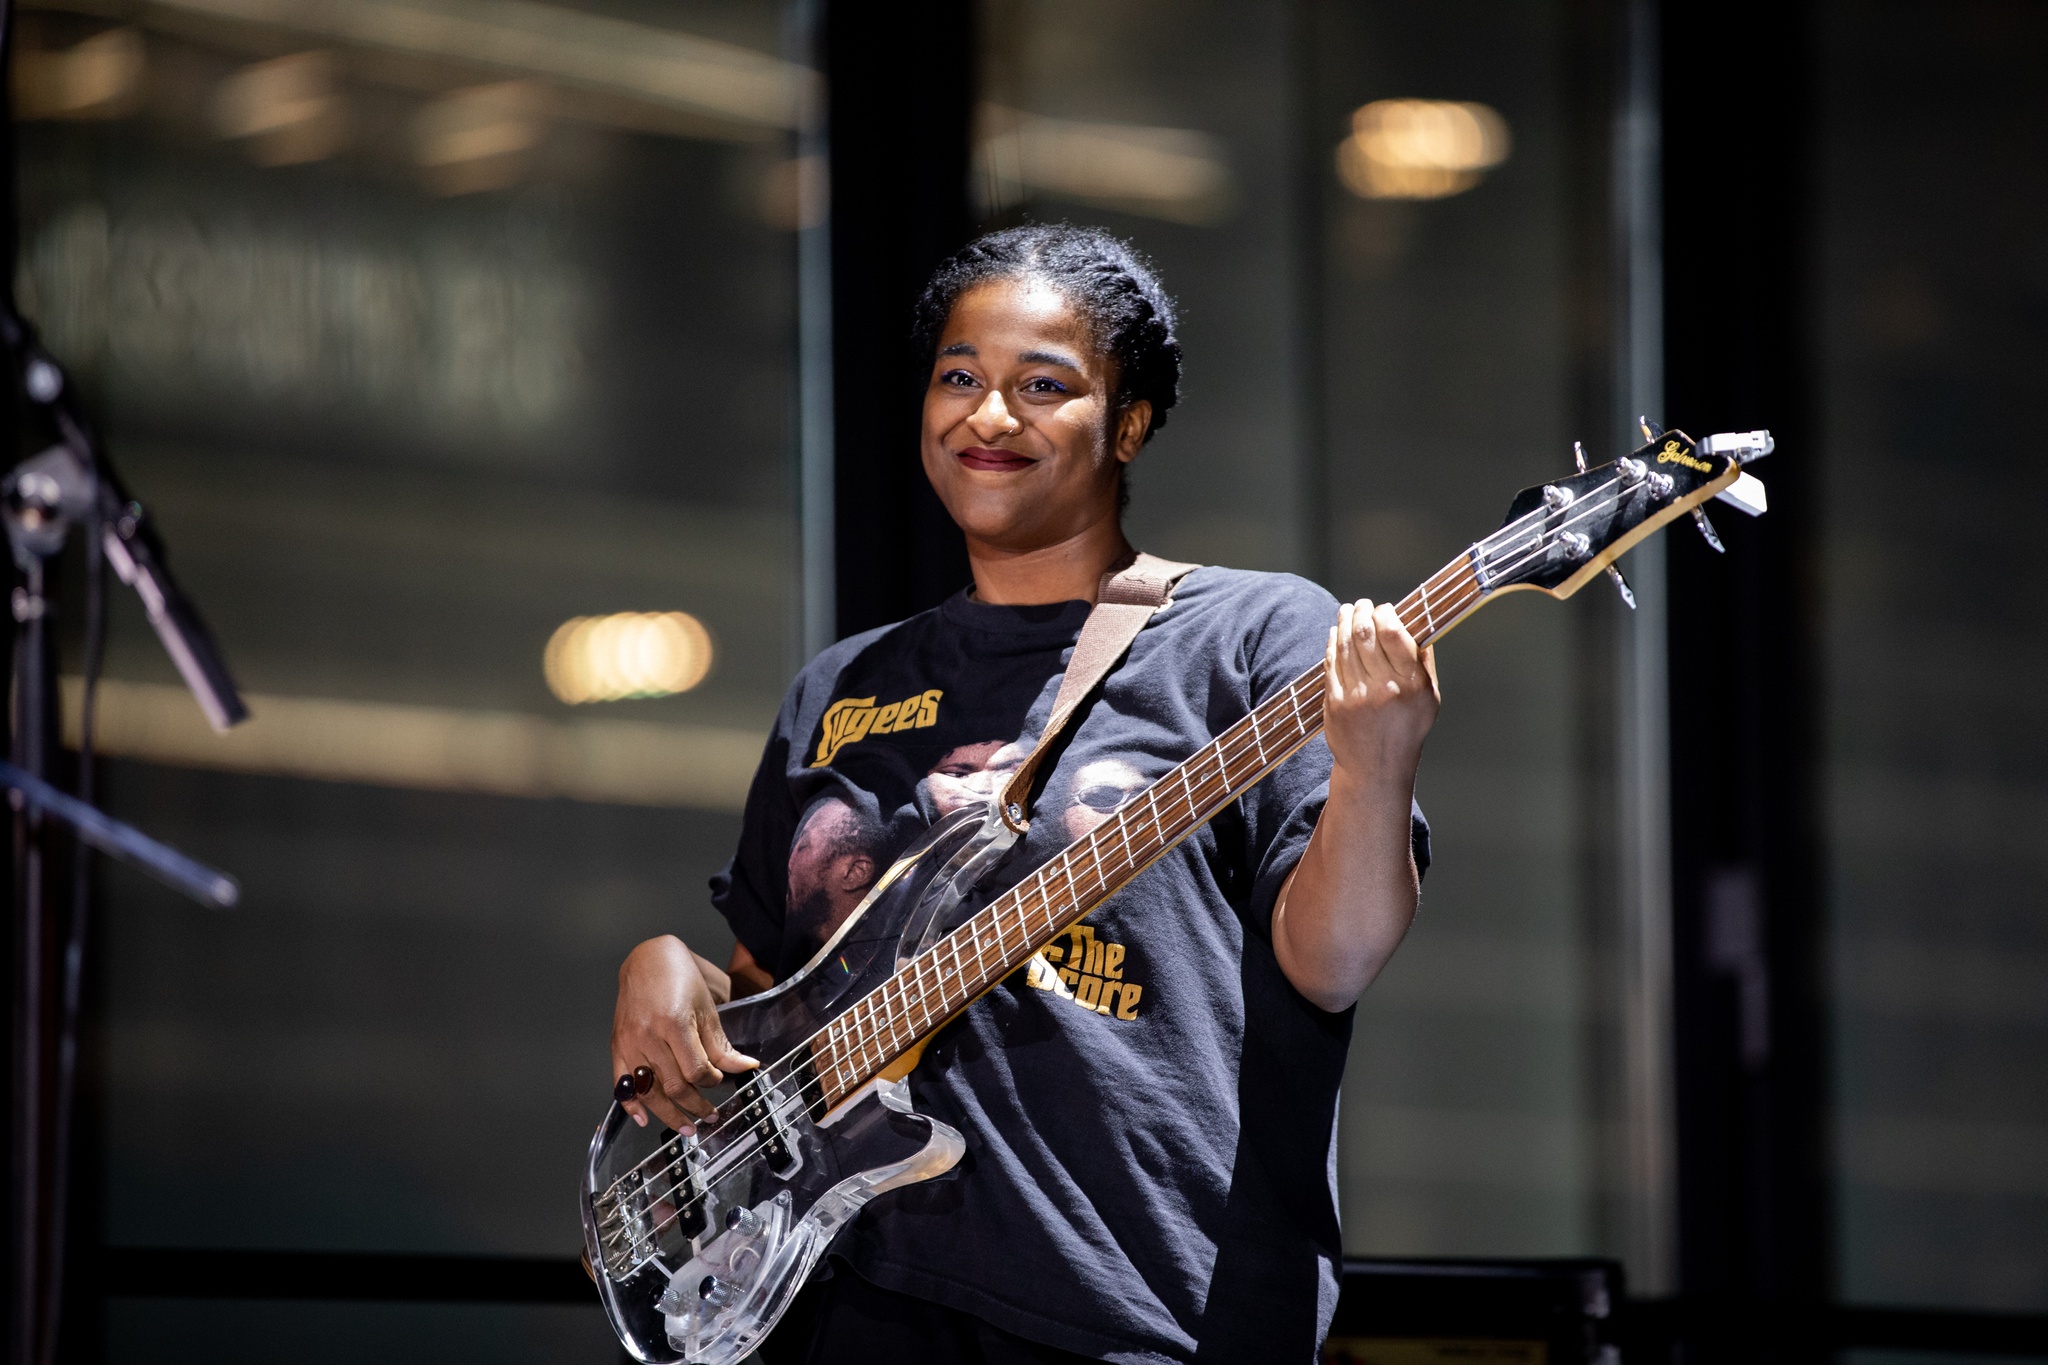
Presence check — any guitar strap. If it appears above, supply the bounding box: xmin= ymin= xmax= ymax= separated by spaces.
xmin=996 ymin=551 xmax=1200 ymax=834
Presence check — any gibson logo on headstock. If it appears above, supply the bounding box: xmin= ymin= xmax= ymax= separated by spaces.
xmin=1655 ymin=438 xmax=1714 ymax=474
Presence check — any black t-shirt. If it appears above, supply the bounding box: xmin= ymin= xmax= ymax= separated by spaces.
xmin=711 ymin=568 xmax=1430 ymax=1364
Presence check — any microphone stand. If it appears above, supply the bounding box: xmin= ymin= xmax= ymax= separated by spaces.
xmin=1 ymin=240 xmax=248 ymax=1365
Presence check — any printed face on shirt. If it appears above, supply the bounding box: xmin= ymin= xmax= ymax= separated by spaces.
xmin=1059 ymin=756 xmax=1146 ymax=842
xmin=918 ymin=738 xmax=1027 ymax=819
xmin=786 ymin=796 xmax=880 ymax=946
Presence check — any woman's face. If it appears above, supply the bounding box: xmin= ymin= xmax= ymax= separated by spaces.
xmin=920 ymin=278 xmax=1151 ymax=553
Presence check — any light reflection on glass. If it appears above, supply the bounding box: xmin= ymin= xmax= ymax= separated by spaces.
xmin=975 ymin=105 xmax=1232 ymax=224
xmin=13 ymin=26 xmax=145 ymax=121
xmin=212 ymin=51 xmax=347 ymax=166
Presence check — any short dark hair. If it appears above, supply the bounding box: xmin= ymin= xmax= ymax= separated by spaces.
xmin=911 ymin=224 xmax=1182 ymax=444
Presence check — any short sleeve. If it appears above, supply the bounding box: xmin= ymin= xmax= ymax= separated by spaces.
xmin=708 ymin=700 xmax=803 ymax=975
xmin=1232 ymin=576 xmax=1430 ymax=933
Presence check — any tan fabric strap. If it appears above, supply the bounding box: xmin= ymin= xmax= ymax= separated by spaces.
xmin=996 ymin=552 xmax=1200 ymax=833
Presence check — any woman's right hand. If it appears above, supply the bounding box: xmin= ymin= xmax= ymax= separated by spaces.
xmin=610 ymin=935 xmax=759 ymax=1133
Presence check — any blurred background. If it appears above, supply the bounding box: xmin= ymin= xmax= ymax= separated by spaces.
xmin=2 ymin=0 xmax=2042 ymax=1360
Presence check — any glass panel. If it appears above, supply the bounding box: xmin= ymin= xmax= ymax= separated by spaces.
xmin=12 ymin=0 xmax=806 ymax=1254
xmin=1308 ymin=2 xmax=1606 ymax=1260
xmin=980 ymin=0 xmax=1627 ymax=1261
xmin=1818 ymin=1 xmax=2048 ymax=1314
xmin=976 ymin=0 xmax=1315 ymax=574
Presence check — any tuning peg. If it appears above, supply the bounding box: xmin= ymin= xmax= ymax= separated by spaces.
xmin=1691 ymin=507 xmax=1725 ymax=553
xmin=1607 ymin=565 xmax=1637 ymax=609
xmin=1573 ymin=440 xmax=1589 ymax=473
xmin=1638 ymin=415 xmax=1664 ymax=442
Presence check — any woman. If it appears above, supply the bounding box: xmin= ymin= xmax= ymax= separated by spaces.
xmin=609 ymin=225 xmax=1438 ymax=1363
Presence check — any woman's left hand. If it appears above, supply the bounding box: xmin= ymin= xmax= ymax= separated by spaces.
xmin=1322 ymin=599 xmax=1439 ymax=792
xmin=1271 ymin=599 xmax=1440 ymax=1012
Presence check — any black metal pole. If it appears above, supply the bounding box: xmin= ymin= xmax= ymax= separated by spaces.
xmin=1662 ymin=0 xmax=1828 ymax=1357
xmin=824 ymin=0 xmax=977 ymax=639
xmin=9 ymin=556 xmax=54 ymax=1365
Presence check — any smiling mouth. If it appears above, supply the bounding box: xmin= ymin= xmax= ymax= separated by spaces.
xmin=956 ymin=447 xmax=1035 ymax=472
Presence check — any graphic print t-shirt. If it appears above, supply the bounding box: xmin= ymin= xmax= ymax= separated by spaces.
xmin=711 ymin=568 xmax=1430 ymax=1365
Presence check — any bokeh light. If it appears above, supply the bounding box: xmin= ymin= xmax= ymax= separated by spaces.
xmin=544 ymin=612 xmax=714 ymax=703
xmin=1337 ymin=98 xmax=1510 ymax=200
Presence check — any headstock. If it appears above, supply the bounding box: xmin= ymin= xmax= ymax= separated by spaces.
xmin=1470 ymin=423 xmax=1773 ymax=604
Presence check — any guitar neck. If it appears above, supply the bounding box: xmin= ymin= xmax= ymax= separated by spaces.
xmin=802 ymin=552 xmax=1484 ymax=1112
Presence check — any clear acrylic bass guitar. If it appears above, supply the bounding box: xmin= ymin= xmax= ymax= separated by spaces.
xmin=580 ymin=424 xmax=1773 ymax=1363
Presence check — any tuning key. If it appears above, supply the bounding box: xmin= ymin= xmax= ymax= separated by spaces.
xmin=1573 ymin=440 xmax=1589 ymax=473
xmin=1638 ymin=415 xmax=1664 ymax=442
xmin=1691 ymin=507 xmax=1726 ymax=553
xmin=1607 ymin=565 xmax=1637 ymax=609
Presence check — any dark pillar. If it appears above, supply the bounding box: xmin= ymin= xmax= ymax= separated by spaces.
xmin=1661 ymin=0 xmax=1829 ymax=1356
xmin=825 ymin=2 xmax=977 ymax=640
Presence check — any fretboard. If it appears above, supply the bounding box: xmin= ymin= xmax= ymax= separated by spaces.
xmin=803 ymin=552 xmax=1483 ymax=1111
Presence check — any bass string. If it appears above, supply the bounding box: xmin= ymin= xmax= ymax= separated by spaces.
xmin=726 ymin=468 xmax=1657 ymax=1149
xmin=607 ymin=671 xmax=1347 ymax=1248
xmin=604 ymin=711 xmax=1293 ymax=1249
xmin=607 ymin=583 xmax=1437 ymax=1237
xmin=602 ymin=470 xmax=1662 ymax=1234
xmin=609 ymin=684 xmax=1342 ymax=1257
xmin=811 ymin=661 xmax=1350 ymax=1077
xmin=603 ymin=508 xmax=1514 ymax=1199
xmin=611 ymin=581 xmax=1492 ymax=1244
xmin=604 ymin=651 xmax=1329 ymax=1206
xmin=612 ymin=584 xmax=1455 ymax=1254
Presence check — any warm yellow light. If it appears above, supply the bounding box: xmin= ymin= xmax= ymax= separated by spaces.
xmin=413 ymin=81 xmax=547 ymax=195
xmin=213 ymin=51 xmax=347 ymax=166
xmin=1337 ymin=99 xmax=1510 ymax=201
xmin=16 ymin=28 xmax=145 ymax=122
xmin=545 ymin=612 xmax=713 ymax=704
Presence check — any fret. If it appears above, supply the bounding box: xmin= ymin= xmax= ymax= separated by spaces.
xmin=865 ymin=999 xmax=887 ymax=1067
xmin=819 ymin=1019 xmax=843 ymax=1096
xmin=827 ymin=1016 xmax=849 ymax=1076
xmin=899 ymin=976 xmax=922 ymax=1042
xmin=1139 ymin=791 xmax=1163 ymax=845
xmin=872 ymin=996 xmax=895 ymax=1062
xmin=1205 ymin=741 xmax=1224 ymax=793
xmin=1079 ymin=837 xmax=1104 ymax=899
xmin=855 ymin=995 xmax=881 ymax=1065
xmin=965 ymin=919 xmax=990 ymax=980
xmin=880 ymin=981 xmax=908 ymax=1053
xmin=851 ymin=1009 xmax=875 ymax=1072
xmin=912 ymin=954 xmax=939 ymax=1032
xmin=1047 ymin=862 xmax=1073 ymax=931
xmin=1189 ymin=751 xmax=1212 ymax=813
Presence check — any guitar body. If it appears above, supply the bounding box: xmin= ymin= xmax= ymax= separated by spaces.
xmin=581 ymin=805 xmax=1020 ymax=1364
